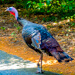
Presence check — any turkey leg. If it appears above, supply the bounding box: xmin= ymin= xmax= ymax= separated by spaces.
xmin=36 ymin=53 xmax=44 ymax=73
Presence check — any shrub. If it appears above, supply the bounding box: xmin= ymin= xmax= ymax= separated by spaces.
xmin=1 ymin=0 xmax=75 ymax=21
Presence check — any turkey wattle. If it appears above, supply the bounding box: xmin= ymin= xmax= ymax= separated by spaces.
xmin=6 ymin=7 xmax=74 ymax=73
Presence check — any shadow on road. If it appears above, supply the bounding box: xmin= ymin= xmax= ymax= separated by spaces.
xmin=0 ymin=68 xmax=61 ymax=75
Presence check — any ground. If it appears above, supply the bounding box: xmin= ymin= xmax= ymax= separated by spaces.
xmin=0 ymin=5 xmax=75 ymax=75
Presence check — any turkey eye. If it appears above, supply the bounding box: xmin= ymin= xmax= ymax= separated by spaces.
xmin=9 ymin=8 xmax=12 ymax=11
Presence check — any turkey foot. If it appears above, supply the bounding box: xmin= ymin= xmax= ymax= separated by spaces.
xmin=36 ymin=63 xmax=44 ymax=74
xmin=36 ymin=70 xmax=44 ymax=74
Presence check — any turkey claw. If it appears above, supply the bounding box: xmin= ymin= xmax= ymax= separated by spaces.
xmin=36 ymin=70 xmax=44 ymax=74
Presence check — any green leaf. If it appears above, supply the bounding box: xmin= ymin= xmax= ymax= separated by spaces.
xmin=47 ymin=10 xmax=50 ymax=13
xmin=69 ymin=6 xmax=73 ymax=10
xmin=28 ymin=5 xmax=31 ymax=8
xmin=11 ymin=32 xmax=15 ymax=36
xmin=38 ymin=3 xmax=43 ymax=8
xmin=61 ymin=2 xmax=66 ymax=7
xmin=49 ymin=4 xmax=51 ymax=6
xmin=46 ymin=0 xmax=50 ymax=5
xmin=57 ymin=1 xmax=59 ymax=3
xmin=27 ymin=1 xmax=32 ymax=4
xmin=33 ymin=1 xmax=36 ymax=4
xmin=0 ymin=27 xmax=6 ymax=31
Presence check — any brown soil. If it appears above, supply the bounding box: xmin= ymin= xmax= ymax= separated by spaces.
xmin=0 ymin=4 xmax=75 ymax=75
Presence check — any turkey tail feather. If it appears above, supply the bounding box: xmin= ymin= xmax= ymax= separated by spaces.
xmin=50 ymin=51 xmax=73 ymax=62
xmin=61 ymin=52 xmax=74 ymax=62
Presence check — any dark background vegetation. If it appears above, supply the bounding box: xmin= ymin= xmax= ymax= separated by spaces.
xmin=0 ymin=0 xmax=75 ymax=22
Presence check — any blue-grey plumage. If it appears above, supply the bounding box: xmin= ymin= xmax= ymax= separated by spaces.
xmin=18 ymin=17 xmax=73 ymax=62
xmin=6 ymin=7 xmax=74 ymax=74
xmin=18 ymin=17 xmax=53 ymax=48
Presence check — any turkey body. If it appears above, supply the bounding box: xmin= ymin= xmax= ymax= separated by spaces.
xmin=17 ymin=17 xmax=73 ymax=62
xmin=6 ymin=6 xmax=73 ymax=73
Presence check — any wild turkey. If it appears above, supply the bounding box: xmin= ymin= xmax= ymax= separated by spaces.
xmin=6 ymin=7 xmax=73 ymax=73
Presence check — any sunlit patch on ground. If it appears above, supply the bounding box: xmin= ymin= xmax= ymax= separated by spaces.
xmin=35 ymin=60 xmax=58 ymax=65
xmin=0 ymin=62 xmax=36 ymax=70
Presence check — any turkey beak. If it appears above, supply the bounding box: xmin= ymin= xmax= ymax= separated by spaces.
xmin=5 ymin=7 xmax=9 ymax=11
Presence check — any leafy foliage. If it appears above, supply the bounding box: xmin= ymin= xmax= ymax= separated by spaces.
xmin=0 ymin=27 xmax=6 ymax=31
xmin=11 ymin=32 xmax=17 ymax=40
xmin=1 ymin=0 xmax=75 ymax=21
xmin=15 ymin=0 xmax=75 ymax=21
xmin=68 ymin=22 xmax=75 ymax=28
xmin=28 ymin=0 xmax=74 ymax=18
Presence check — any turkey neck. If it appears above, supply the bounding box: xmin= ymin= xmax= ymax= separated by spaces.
xmin=17 ymin=17 xmax=30 ymax=27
